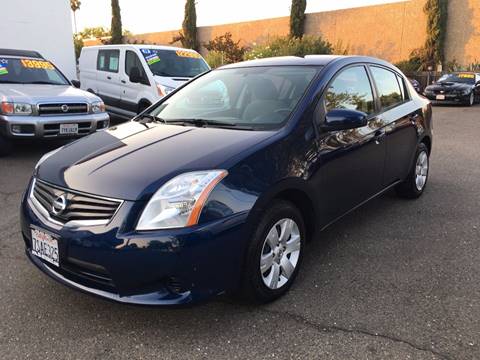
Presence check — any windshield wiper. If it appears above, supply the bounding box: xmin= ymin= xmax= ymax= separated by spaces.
xmin=165 ymin=118 xmax=254 ymax=130
xmin=135 ymin=114 xmax=166 ymax=124
xmin=0 ymin=80 xmax=23 ymax=84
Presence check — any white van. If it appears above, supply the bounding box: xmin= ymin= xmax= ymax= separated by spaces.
xmin=79 ymin=44 xmax=210 ymax=118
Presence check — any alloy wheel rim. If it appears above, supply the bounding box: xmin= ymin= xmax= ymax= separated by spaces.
xmin=470 ymin=93 xmax=474 ymax=105
xmin=415 ymin=150 xmax=429 ymax=191
xmin=260 ymin=218 xmax=301 ymax=290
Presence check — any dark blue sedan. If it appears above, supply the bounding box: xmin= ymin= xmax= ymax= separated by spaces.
xmin=21 ymin=55 xmax=433 ymax=305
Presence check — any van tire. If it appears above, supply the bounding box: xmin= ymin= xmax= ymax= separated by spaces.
xmin=138 ymin=101 xmax=151 ymax=114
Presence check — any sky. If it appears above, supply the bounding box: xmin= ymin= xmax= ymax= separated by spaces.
xmin=73 ymin=0 xmax=406 ymax=35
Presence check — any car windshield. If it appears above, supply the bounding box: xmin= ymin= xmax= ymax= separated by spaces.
xmin=148 ymin=66 xmax=320 ymax=130
xmin=140 ymin=48 xmax=210 ymax=78
xmin=0 ymin=57 xmax=69 ymax=85
xmin=438 ymin=73 xmax=475 ymax=84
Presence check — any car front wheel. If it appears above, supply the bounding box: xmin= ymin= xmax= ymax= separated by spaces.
xmin=396 ymin=143 xmax=429 ymax=199
xmin=467 ymin=92 xmax=475 ymax=106
xmin=241 ymin=200 xmax=305 ymax=303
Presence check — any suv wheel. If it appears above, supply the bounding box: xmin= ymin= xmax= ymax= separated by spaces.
xmin=241 ymin=200 xmax=305 ymax=303
xmin=396 ymin=143 xmax=429 ymax=199
xmin=0 ymin=135 xmax=13 ymax=157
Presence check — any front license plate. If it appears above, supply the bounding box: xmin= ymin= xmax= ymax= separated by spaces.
xmin=59 ymin=123 xmax=78 ymax=135
xmin=31 ymin=228 xmax=59 ymax=267
xmin=436 ymin=94 xmax=446 ymax=100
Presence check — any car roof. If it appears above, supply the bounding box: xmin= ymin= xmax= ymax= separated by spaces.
xmin=218 ymin=55 xmax=395 ymax=69
xmin=84 ymin=44 xmax=197 ymax=52
xmin=0 ymin=48 xmax=43 ymax=59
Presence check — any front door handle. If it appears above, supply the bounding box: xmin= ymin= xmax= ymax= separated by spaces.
xmin=121 ymin=80 xmax=126 ymax=84
xmin=107 ymin=76 xmax=112 ymax=80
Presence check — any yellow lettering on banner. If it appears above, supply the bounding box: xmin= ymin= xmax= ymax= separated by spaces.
xmin=458 ymin=73 xmax=475 ymax=79
xmin=175 ymin=50 xmax=202 ymax=59
xmin=20 ymin=59 xmax=55 ymax=70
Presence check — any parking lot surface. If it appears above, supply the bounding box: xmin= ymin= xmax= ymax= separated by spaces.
xmin=1 ymin=106 xmax=479 ymax=360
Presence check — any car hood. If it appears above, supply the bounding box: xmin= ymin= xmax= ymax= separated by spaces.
xmin=0 ymin=84 xmax=100 ymax=103
xmin=425 ymin=82 xmax=473 ymax=92
xmin=153 ymin=75 xmax=191 ymax=89
xmin=36 ymin=121 xmax=274 ymax=201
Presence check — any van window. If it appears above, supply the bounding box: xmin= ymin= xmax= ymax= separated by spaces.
xmin=325 ymin=66 xmax=375 ymax=115
xmin=97 ymin=50 xmax=119 ymax=73
xmin=370 ymin=66 xmax=403 ymax=109
xmin=125 ymin=51 xmax=145 ymax=76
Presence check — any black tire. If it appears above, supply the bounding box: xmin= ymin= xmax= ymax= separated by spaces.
xmin=240 ymin=200 xmax=306 ymax=303
xmin=137 ymin=101 xmax=151 ymax=114
xmin=395 ymin=143 xmax=429 ymax=199
xmin=466 ymin=92 xmax=475 ymax=107
xmin=0 ymin=135 xmax=13 ymax=157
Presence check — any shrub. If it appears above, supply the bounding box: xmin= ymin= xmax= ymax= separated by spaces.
xmin=205 ymin=51 xmax=225 ymax=68
xmin=244 ymin=35 xmax=333 ymax=60
xmin=395 ymin=49 xmax=425 ymax=72
xmin=204 ymin=32 xmax=248 ymax=64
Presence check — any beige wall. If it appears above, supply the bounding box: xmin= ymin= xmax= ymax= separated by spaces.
xmin=126 ymin=0 xmax=480 ymax=65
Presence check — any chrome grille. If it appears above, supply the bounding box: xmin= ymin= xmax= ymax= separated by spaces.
xmin=31 ymin=179 xmax=122 ymax=225
xmin=38 ymin=103 xmax=88 ymax=116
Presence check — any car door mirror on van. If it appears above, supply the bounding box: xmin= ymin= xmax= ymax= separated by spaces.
xmin=322 ymin=109 xmax=368 ymax=131
xmin=129 ymin=67 xmax=142 ymax=83
xmin=71 ymin=79 xmax=81 ymax=88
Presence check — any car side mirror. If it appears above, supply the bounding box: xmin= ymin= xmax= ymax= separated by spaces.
xmin=321 ymin=109 xmax=368 ymax=131
xmin=129 ymin=67 xmax=142 ymax=83
xmin=71 ymin=79 xmax=80 ymax=88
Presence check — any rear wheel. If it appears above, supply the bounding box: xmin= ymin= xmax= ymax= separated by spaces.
xmin=241 ymin=200 xmax=305 ymax=303
xmin=0 ymin=135 xmax=13 ymax=157
xmin=395 ymin=143 xmax=429 ymax=199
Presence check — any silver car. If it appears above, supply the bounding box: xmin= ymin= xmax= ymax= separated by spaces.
xmin=0 ymin=49 xmax=110 ymax=156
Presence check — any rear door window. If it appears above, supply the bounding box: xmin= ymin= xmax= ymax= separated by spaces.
xmin=97 ymin=50 xmax=120 ymax=73
xmin=370 ymin=66 xmax=403 ymax=109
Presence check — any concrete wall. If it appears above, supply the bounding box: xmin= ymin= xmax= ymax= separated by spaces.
xmin=127 ymin=0 xmax=480 ymax=66
xmin=0 ymin=0 xmax=77 ymax=79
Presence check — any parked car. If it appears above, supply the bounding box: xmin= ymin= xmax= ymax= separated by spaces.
xmin=0 ymin=48 xmax=109 ymax=156
xmin=423 ymin=72 xmax=480 ymax=106
xmin=409 ymin=78 xmax=422 ymax=93
xmin=21 ymin=55 xmax=433 ymax=305
xmin=79 ymin=44 xmax=210 ymax=119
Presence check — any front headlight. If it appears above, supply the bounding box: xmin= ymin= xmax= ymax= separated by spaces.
xmin=91 ymin=101 xmax=105 ymax=113
xmin=0 ymin=102 xmax=32 ymax=115
xmin=136 ymin=170 xmax=228 ymax=230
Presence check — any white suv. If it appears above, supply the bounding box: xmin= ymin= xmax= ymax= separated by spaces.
xmin=79 ymin=44 xmax=210 ymax=119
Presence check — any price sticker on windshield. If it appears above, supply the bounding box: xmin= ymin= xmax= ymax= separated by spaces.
xmin=0 ymin=58 xmax=8 ymax=75
xmin=145 ymin=53 xmax=160 ymax=65
xmin=20 ymin=59 xmax=55 ymax=70
xmin=176 ymin=50 xmax=202 ymax=59
xmin=458 ymin=73 xmax=475 ymax=79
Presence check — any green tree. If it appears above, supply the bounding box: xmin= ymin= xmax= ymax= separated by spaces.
xmin=172 ymin=0 xmax=198 ymax=50
xmin=290 ymin=0 xmax=307 ymax=39
xmin=110 ymin=0 xmax=123 ymax=44
xmin=70 ymin=0 xmax=81 ymax=34
xmin=423 ymin=0 xmax=448 ymax=68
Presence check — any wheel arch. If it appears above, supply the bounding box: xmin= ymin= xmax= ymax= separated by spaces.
xmin=420 ymin=135 xmax=432 ymax=155
xmin=138 ymin=98 xmax=152 ymax=113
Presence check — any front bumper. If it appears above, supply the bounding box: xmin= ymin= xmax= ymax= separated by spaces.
xmin=424 ymin=93 xmax=470 ymax=104
xmin=0 ymin=112 xmax=110 ymax=138
xmin=20 ymin=180 xmax=249 ymax=306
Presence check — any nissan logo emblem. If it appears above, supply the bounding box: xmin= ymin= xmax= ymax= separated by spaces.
xmin=61 ymin=104 xmax=69 ymax=113
xmin=52 ymin=194 xmax=67 ymax=215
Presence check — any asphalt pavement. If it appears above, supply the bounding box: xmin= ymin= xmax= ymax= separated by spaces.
xmin=0 ymin=105 xmax=479 ymax=359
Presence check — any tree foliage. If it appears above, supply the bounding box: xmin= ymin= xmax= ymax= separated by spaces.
xmin=290 ymin=0 xmax=307 ymax=39
xmin=245 ymin=35 xmax=332 ymax=60
xmin=423 ymin=0 xmax=448 ymax=67
xmin=204 ymin=33 xmax=248 ymax=64
xmin=172 ymin=0 xmax=198 ymax=50
xmin=70 ymin=0 xmax=81 ymax=12
xmin=110 ymin=0 xmax=123 ymax=44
